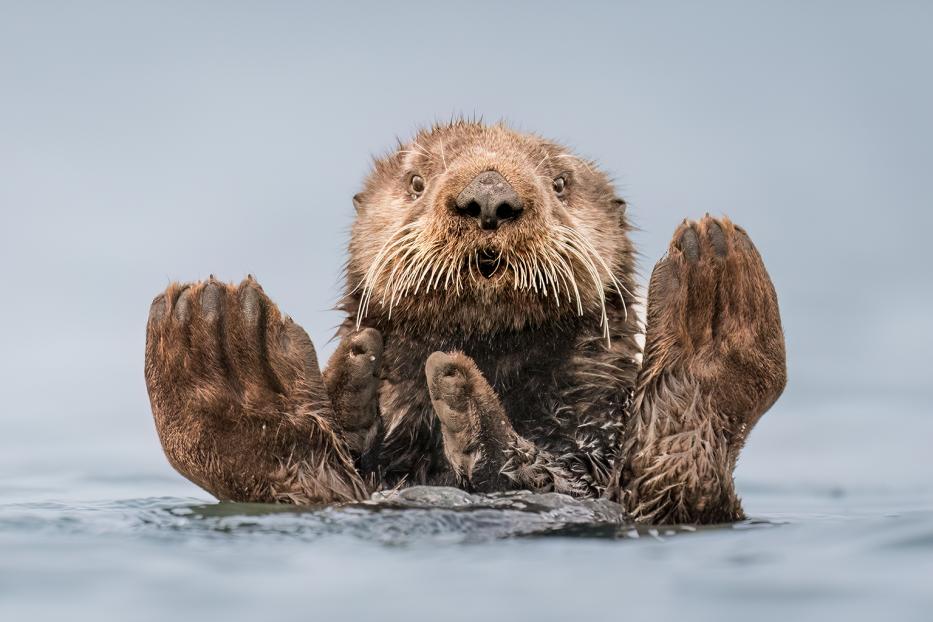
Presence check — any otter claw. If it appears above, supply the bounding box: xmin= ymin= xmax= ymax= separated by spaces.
xmin=323 ymin=328 xmax=384 ymax=459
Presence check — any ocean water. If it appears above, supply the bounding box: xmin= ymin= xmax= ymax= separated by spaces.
xmin=1 ymin=394 xmax=931 ymax=622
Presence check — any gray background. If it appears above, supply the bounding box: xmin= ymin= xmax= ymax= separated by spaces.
xmin=1 ymin=1 xmax=931 ymax=497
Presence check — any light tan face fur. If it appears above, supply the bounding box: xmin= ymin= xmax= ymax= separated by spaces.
xmin=348 ymin=122 xmax=632 ymax=337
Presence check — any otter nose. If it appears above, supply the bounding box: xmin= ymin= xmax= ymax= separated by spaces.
xmin=455 ymin=171 xmax=524 ymax=230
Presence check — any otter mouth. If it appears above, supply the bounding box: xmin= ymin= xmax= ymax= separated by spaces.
xmin=476 ymin=248 xmax=502 ymax=279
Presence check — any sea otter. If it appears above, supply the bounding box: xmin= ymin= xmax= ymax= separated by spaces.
xmin=144 ymin=121 xmax=786 ymax=524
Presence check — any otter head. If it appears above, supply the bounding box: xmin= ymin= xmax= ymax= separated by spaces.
xmin=347 ymin=121 xmax=633 ymax=338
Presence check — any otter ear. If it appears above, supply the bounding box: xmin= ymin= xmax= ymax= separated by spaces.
xmin=614 ymin=197 xmax=627 ymax=215
xmin=352 ymin=193 xmax=364 ymax=213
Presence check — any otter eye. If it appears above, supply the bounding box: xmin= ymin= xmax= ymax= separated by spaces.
xmin=410 ymin=175 xmax=425 ymax=195
xmin=552 ymin=175 xmax=566 ymax=195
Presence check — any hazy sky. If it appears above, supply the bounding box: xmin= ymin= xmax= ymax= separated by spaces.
xmin=1 ymin=2 xmax=931 ymax=479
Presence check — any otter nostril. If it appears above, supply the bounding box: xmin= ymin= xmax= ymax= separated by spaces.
xmin=461 ymin=200 xmax=482 ymax=219
xmin=495 ymin=202 xmax=521 ymax=221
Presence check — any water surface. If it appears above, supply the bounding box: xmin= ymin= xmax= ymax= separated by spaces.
xmin=2 ymin=398 xmax=931 ymax=622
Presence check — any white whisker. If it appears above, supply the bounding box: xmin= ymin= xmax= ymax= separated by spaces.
xmin=356 ymin=222 xmax=420 ymax=326
xmin=355 ymin=214 xmax=627 ymax=350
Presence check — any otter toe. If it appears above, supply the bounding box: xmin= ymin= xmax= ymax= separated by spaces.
xmin=200 ymin=280 xmax=225 ymax=322
xmin=172 ymin=285 xmax=193 ymax=324
xmin=279 ymin=318 xmax=321 ymax=380
xmin=238 ymin=278 xmax=263 ymax=326
xmin=674 ymin=222 xmax=701 ymax=263
xmin=733 ymin=224 xmax=757 ymax=252
xmin=702 ymin=216 xmax=728 ymax=258
xmin=149 ymin=293 xmax=167 ymax=324
xmin=215 ymin=276 xmax=293 ymax=396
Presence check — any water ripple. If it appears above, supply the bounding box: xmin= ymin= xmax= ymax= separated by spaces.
xmin=0 ymin=486 xmax=764 ymax=545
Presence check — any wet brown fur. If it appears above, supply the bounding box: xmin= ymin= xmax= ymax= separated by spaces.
xmin=144 ymin=121 xmax=786 ymax=524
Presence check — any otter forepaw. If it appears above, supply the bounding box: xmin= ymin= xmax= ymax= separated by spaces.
xmin=145 ymin=276 xmax=329 ymax=422
xmin=425 ymin=351 xmax=484 ymax=446
xmin=144 ymin=276 xmax=370 ymax=504
xmin=645 ymin=215 xmax=786 ymax=423
xmin=425 ymin=351 xmax=511 ymax=491
xmin=323 ymin=328 xmax=384 ymax=468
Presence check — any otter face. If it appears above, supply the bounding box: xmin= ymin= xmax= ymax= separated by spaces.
xmin=348 ymin=122 xmax=632 ymax=337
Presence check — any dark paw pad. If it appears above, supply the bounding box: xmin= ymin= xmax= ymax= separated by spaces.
xmin=149 ymin=293 xmax=167 ymax=322
xmin=675 ymin=223 xmax=701 ymax=262
xmin=706 ymin=218 xmax=728 ymax=257
xmin=200 ymin=281 xmax=224 ymax=321
xmin=172 ymin=286 xmax=193 ymax=323
xmin=237 ymin=278 xmax=264 ymax=326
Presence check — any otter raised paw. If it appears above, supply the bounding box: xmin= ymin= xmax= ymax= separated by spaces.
xmin=613 ymin=216 xmax=786 ymax=524
xmin=425 ymin=351 xmax=580 ymax=495
xmin=425 ymin=351 xmax=510 ymax=492
xmin=323 ymin=328 xmax=384 ymax=475
xmin=145 ymin=276 xmax=367 ymax=504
